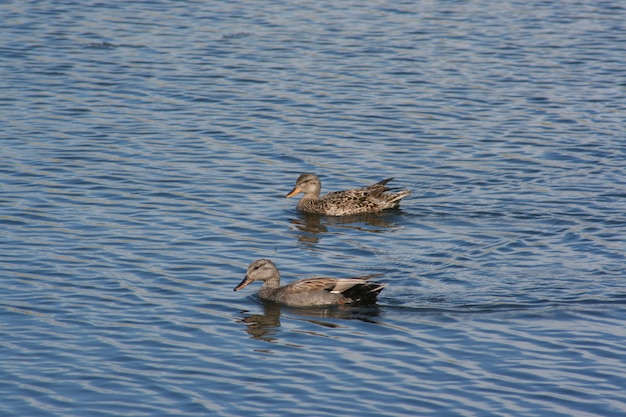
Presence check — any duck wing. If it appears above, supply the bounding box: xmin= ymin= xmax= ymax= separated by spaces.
xmin=285 ymin=274 xmax=383 ymax=295
xmin=321 ymin=178 xmax=395 ymax=202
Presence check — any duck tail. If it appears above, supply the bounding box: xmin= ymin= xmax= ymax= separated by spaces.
xmin=343 ymin=282 xmax=386 ymax=305
xmin=388 ymin=189 xmax=411 ymax=204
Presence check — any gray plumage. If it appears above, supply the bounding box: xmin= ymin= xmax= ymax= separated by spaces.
xmin=234 ymin=259 xmax=386 ymax=307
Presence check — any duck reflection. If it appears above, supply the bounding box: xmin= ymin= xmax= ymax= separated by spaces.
xmin=238 ymin=302 xmax=282 ymax=342
xmin=238 ymin=299 xmax=382 ymax=342
xmin=289 ymin=211 xmax=403 ymax=246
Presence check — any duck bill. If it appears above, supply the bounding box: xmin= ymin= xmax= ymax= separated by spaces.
xmin=233 ymin=275 xmax=253 ymax=291
xmin=285 ymin=187 xmax=301 ymax=198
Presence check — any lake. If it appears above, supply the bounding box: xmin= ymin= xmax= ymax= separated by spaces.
xmin=1 ymin=1 xmax=625 ymax=416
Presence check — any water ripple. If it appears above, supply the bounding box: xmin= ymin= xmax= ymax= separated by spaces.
xmin=2 ymin=0 xmax=626 ymax=416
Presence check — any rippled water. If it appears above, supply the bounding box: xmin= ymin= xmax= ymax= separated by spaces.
xmin=2 ymin=1 xmax=626 ymax=416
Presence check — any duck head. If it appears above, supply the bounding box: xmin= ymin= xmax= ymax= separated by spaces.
xmin=285 ymin=173 xmax=321 ymax=198
xmin=234 ymin=259 xmax=280 ymax=291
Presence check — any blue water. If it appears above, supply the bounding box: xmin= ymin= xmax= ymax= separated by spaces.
xmin=2 ymin=1 xmax=626 ymax=416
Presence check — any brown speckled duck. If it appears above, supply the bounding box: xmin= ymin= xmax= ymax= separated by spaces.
xmin=234 ymin=259 xmax=386 ymax=307
xmin=285 ymin=173 xmax=410 ymax=216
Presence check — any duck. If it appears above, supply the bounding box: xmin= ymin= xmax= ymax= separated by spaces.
xmin=234 ymin=259 xmax=386 ymax=307
xmin=285 ymin=173 xmax=410 ymax=216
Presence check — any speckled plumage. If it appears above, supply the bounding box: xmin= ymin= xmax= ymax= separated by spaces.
xmin=234 ymin=259 xmax=386 ymax=307
xmin=284 ymin=173 xmax=410 ymax=216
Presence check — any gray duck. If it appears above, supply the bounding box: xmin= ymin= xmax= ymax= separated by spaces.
xmin=234 ymin=259 xmax=386 ymax=307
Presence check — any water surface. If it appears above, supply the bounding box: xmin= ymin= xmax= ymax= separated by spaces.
xmin=1 ymin=1 xmax=626 ymax=416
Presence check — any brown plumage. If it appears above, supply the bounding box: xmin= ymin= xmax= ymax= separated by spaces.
xmin=285 ymin=173 xmax=410 ymax=216
xmin=234 ymin=259 xmax=386 ymax=307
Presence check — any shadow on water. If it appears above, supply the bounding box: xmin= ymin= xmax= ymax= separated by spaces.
xmin=237 ymin=299 xmax=382 ymax=342
xmin=288 ymin=210 xmax=406 ymax=245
